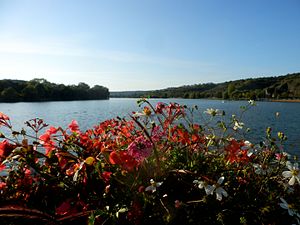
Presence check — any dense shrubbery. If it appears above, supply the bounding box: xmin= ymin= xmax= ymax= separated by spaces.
xmin=0 ymin=99 xmax=299 ymax=224
xmin=111 ymin=72 xmax=300 ymax=100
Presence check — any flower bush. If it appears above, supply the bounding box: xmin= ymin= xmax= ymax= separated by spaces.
xmin=0 ymin=100 xmax=299 ymax=225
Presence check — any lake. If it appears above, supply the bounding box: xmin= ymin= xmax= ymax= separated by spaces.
xmin=1 ymin=98 xmax=300 ymax=156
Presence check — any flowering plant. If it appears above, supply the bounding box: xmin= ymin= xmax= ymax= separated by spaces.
xmin=0 ymin=100 xmax=299 ymax=225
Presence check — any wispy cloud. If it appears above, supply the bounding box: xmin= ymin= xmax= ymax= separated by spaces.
xmin=0 ymin=37 xmax=85 ymax=57
xmin=0 ymin=37 xmax=214 ymax=69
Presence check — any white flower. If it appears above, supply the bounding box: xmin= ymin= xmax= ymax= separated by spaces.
xmin=233 ymin=121 xmax=244 ymax=130
xmin=145 ymin=179 xmax=163 ymax=193
xmin=194 ymin=177 xmax=228 ymax=201
xmin=282 ymin=161 xmax=300 ymax=185
xmin=248 ymin=100 xmax=255 ymax=105
xmin=204 ymin=108 xmax=222 ymax=116
xmin=253 ymin=163 xmax=273 ymax=175
xmin=212 ymin=177 xmax=228 ymax=201
xmin=279 ymin=198 xmax=297 ymax=216
xmin=193 ymin=180 xmax=214 ymax=195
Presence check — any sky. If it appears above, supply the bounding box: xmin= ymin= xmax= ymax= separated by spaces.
xmin=0 ymin=0 xmax=299 ymax=91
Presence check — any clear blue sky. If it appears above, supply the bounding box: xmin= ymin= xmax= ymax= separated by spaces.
xmin=0 ymin=0 xmax=299 ymax=91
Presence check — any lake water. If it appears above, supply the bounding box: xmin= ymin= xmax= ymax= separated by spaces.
xmin=0 ymin=98 xmax=299 ymax=156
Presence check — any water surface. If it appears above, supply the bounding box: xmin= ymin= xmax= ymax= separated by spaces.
xmin=1 ymin=98 xmax=299 ymax=156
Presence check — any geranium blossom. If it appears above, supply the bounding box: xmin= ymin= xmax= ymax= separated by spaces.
xmin=127 ymin=136 xmax=153 ymax=163
xmin=155 ymin=102 xmax=166 ymax=114
xmin=282 ymin=161 xmax=300 ymax=185
xmin=68 ymin=120 xmax=80 ymax=133
xmin=225 ymin=139 xmax=250 ymax=164
xmin=0 ymin=140 xmax=15 ymax=159
xmin=39 ymin=133 xmax=56 ymax=155
xmin=0 ymin=181 xmax=6 ymax=189
xmin=109 ymin=150 xmax=138 ymax=171
xmin=0 ymin=163 xmax=5 ymax=171
xmin=0 ymin=112 xmax=11 ymax=128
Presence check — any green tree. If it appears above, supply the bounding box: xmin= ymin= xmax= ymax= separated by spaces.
xmin=227 ymin=83 xmax=236 ymax=98
xmin=0 ymin=87 xmax=20 ymax=102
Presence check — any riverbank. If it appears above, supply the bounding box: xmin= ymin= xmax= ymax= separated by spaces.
xmin=270 ymin=99 xmax=300 ymax=103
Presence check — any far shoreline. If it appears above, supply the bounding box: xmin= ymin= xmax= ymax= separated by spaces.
xmin=269 ymin=99 xmax=300 ymax=103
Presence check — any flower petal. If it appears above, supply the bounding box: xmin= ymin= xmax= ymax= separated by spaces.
xmin=156 ymin=182 xmax=163 ymax=187
xmin=205 ymin=185 xmax=215 ymax=195
xmin=198 ymin=182 xmax=205 ymax=189
xmin=282 ymin=171 xmax=292 ymax=178
xmin=216 ymin=192 xmax=222 ymax=201
xmin=145 ymin=186 xmax=156 ymax=192
xmin=288 ymin=209 xmax=295 ymax=217
xmin=280 ymin=198 xmax=288 ymax=205
xmin=217 ymin=176 xmax=224 ymax=185
xmin=279 ymin=203 xmax=288 ymax=209
xmin=289 ymin=176 xmax=296 ymax=186
xmin=218 ymin=187 xmax=228 ymax=197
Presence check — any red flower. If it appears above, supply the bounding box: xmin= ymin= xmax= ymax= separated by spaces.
xmin=47 ymin=126 xmax=58 ymax=135
xmin=39 ymin=132 xmax=56 ymax=155
xmin=102 ymin=171 xmax=112 ymax=183
xmin=0 ymin=163 xmax=5 ymax=171
xmin=0 ymin=182 xmax=6 ymax=190
xmin=109 ymin=151 xmax=138 ymax=171
xmin=0 ymin=140 xmax=15 ymax=159
xmin=56 ymin=199 xmax=72 ymax=216
xmin=68 ymin=120 xmax=80 ymax=133
xmin=155 ymin=102 xmax=166 ymax=114
xmin=225 ymin=139 xmax=249 ymax=164
xmin=127 ymin=200 xmax=143 ymax=225
xmin=55 ymin=198 xmax=87 ymax=216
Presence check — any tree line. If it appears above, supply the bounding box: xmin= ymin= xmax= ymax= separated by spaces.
xmin=0 ymin=78 xmax=109 ymax=102
xmin=110 ymin=73 xmax=300 ymax=100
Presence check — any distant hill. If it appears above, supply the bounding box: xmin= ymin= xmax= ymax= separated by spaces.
xmin=0 ymin=78 xmax=109 ymax=102
xmin=110 ymin=73 xmax=300 ymax=100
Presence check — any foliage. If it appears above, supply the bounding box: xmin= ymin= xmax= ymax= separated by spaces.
xmin=0 ymin=100 xmax=300 ymax=224
xmin=0 ymin=78 xmax=109 ymax=102
xmin=110 ymin=72 xmax=300 ymax=100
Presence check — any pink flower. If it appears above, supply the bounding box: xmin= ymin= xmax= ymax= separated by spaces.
xmin=127 ymin=136 xmax=153 ymax=163
xmin=68 ymin=120 xmax=80 ymax=133
xmin=151 ymin=126 xmax=165 ymax=142
xmin=275 ymin=153 xmax=287 ymax=161
xmin=155 ymin=102 xmax=166 ymax=114
xmin=0 ymin=112 xmax=11 ymax=128
xmin=0 ymin=112 xmax=9 ymax=121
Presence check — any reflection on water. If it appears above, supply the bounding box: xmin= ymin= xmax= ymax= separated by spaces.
xmin=1 ymin=98 xmax=299 ymax=156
